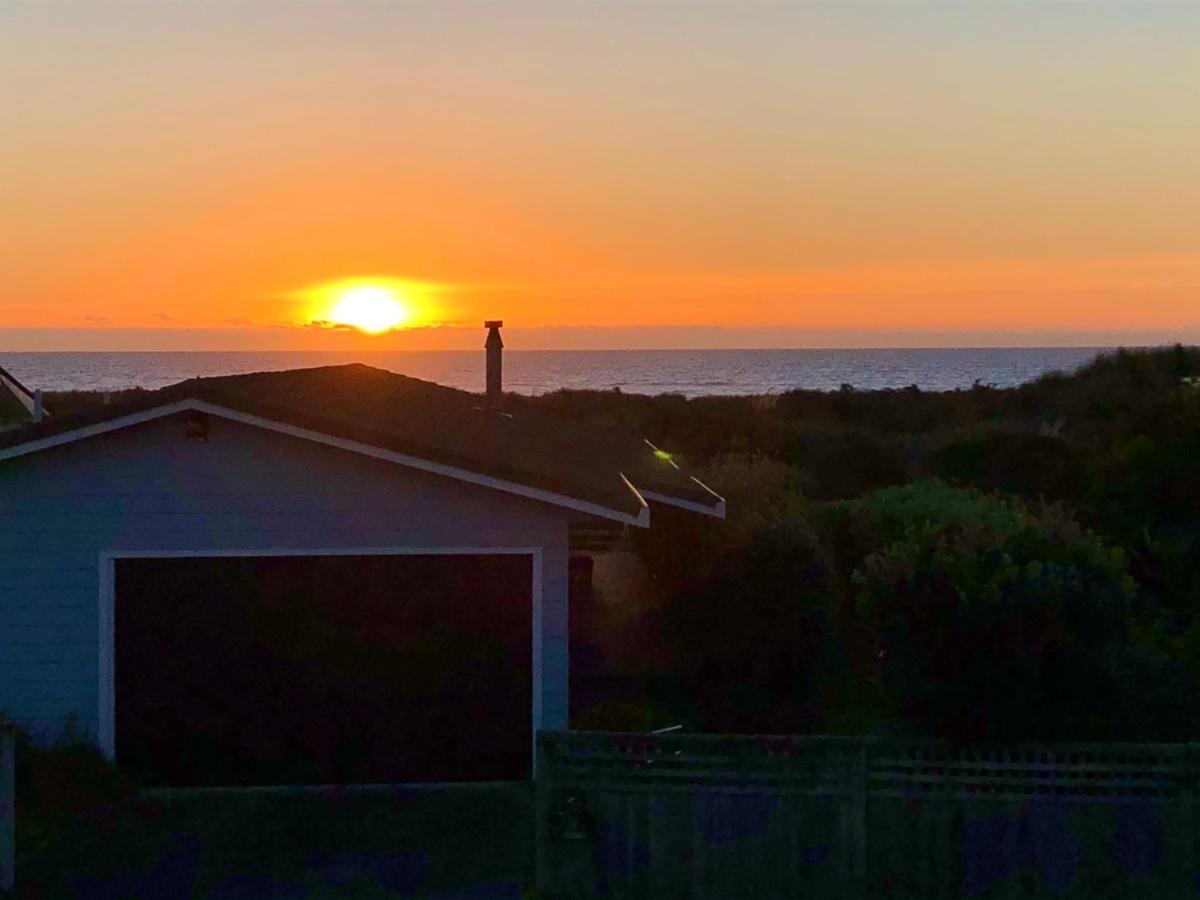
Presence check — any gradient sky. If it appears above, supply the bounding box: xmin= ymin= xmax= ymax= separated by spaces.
xmin=3 ymin=2 xmax=1198 ymax=350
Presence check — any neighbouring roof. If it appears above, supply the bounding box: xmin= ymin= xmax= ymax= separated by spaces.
xmin=0 ymin=364 xmax=724 ymax=526
xmin=0 ymin=365 xmax=39 ymax=425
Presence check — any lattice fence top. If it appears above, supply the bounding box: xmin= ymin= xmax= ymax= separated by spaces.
xmin=538 ymin=731 xmax=1200 ymax=800
xmin=868 ymin=741 xmax=1194 ymax=801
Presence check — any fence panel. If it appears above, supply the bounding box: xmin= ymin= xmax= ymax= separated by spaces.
xmin=536 ymin=731 xmax=1200 ymax=899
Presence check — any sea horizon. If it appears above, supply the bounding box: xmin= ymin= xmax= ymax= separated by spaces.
xmin=0 ymin=345 xmax=1135 ymax=398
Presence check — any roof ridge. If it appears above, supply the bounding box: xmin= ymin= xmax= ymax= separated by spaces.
xmin=163 ymin=363 xmax=476 ymax=398
xmin=0 ymin=363 xmax=724 ymax=521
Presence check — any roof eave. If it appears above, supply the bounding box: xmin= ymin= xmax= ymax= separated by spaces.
xmin=637 ymin=439 xmax=726 ymax=519
xmin=0 ymin=398 xmax=650 ymax=527
xmin=639 ymin=488 xmax=726 ymax=520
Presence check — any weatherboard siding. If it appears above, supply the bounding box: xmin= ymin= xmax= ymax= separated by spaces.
xmin=0 ymin=413 xmax=572 ymax=749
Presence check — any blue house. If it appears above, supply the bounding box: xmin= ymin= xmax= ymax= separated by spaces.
xmin=0 ymin=336 xmax=722 ymax=786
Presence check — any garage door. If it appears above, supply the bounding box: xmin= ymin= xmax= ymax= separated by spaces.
xmin=115 ymin=554 xmax=532 ymax=787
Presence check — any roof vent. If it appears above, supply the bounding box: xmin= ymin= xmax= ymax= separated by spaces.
xmin=484 ymin=320 xmax=504 ymax=410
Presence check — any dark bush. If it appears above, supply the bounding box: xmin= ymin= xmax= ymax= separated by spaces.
xmin=659 ymin=516 xmax=843 ymax=734
xmin=42 ymin=388 xmax=148 ymax=418
xmin=633 ymin=453 xmax=803 ymax=595
xmin=932 ymin=430 xmax=1083 ymax=501
xmin=1087 ymin=430 xmax=1200 ymax=541
xmin=5 ymin=717 xmax=134 ymax=858
xmin=836 ymin=481 xmax=1199 ymax=743
xmin=783 ymin=427 xmax=908 ymax=500
xmin=13 ymin=717 xmax=132 ymax=814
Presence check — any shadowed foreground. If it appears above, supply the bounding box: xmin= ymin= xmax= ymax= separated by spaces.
xmin=14 ymin=784 xmax=532 ymax=899
xmin=537 ymin=731 xmax=1200 ymax=899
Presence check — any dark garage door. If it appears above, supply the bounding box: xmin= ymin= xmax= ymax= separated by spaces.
xmin=115 ymin=554 xmax=532 ymax=787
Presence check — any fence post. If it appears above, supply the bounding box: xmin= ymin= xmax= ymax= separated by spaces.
xmin=1185 ymin=743 xmax=1199 ymax=888
xmin=850 ymin=737 xmax=869 ymax=898
xmin=534 ymin=730 xmax=552 ymax=898
xmin=1 ymin=721 xmax=14 ymax=894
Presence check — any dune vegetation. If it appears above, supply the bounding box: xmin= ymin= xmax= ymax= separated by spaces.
xmin=536 ymin=345 xmax=1200 ymax=742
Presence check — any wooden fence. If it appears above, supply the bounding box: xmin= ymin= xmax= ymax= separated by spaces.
xmin=1 ymin=722 xmax=13 ymax=894
xmin=535 ymin=730 xmax=1200 ymax=898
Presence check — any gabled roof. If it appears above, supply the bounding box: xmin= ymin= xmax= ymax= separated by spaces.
xmin=0 ymin=365 xmax=39 ymax=424
xmin=0 ymin=364 xmax=724 ymax=526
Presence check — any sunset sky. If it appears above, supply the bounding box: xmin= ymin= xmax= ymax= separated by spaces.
xmin=3 ymin=2 xmax=1198 ymax=351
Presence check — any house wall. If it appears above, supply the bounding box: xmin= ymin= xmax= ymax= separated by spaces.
xmin=0 ymin=413 xmax=573 ymax=753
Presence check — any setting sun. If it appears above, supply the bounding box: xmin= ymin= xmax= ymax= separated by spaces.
xmin=329 ymin=284 xmax=410 ymax=333
xmin=298 ymin=278 xmax=437 ymax=334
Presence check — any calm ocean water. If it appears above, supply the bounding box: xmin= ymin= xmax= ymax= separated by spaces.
xmin=1 ymin=348 xmax=1108 ymax=397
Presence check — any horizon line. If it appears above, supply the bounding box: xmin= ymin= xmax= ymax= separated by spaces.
xmin=0 ymin=343 xmax=1185 ymax=354
xmin=2 ymin=325 xmax=1197 ymax=354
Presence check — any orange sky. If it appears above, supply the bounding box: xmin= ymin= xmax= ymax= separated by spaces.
xmin=3 ymin=3 xmax=1198 ymax=350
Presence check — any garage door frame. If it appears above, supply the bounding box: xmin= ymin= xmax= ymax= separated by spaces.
xmin=97 ymin=546 xmax=543 ymax=778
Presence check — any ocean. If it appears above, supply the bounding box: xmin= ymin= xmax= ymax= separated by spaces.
xmin=1 ymin=347 xmax=1110 ymax=398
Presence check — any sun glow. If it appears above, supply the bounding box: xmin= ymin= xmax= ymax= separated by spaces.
xmin=302 ymin=278 xmax=432 ymax=334
xmin=329 ymin=285 xmax=409 ymax=333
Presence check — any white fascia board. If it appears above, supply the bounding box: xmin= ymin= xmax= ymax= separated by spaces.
xmin=0 ymin=399 xmax=197 ymax=460
xmin=689 ymin=475 xmax=727 ymax=518
xmin=619 ymin=474 xmax=652 ymax=528
xmin=0 ymin=370 xmax=36 ymax=417
xmin=640 ymin=489 xmax=727 ymax=520
xmin=0 ymin=399 xmax=649 ymax=527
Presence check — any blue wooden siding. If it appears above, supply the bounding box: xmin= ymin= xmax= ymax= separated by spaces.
xmin=0 ymin=413 xmax=572 ymax=747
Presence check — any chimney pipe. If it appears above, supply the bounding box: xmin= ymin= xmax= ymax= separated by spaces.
xmin=484 ymin=320 xmax=504 ymax=409
xmin=33 ymin=389 xmax=43 ymax=424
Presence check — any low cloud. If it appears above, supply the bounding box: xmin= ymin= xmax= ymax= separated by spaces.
xmin=299 ymin=319 xmax=466 ymax=333
xmin=302 ymin=319 xmax=356 ymax=332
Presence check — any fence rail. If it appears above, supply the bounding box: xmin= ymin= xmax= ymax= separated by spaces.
xmin=536 ymin=730 xmax=1200 ymax=898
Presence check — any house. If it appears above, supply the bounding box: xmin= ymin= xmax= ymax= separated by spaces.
xmin=0 ymin=365 xmax=45 ymax=430
xmin=0 ymin=328 xmax=723 ymax=786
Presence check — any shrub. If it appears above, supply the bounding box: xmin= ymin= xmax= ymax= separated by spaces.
xmin=932 ymin=429 xmax=1083 ymax=502
xmin=783 ymin=426 xmax=908 ymax=500
xmin=42 ymin=388 xmax=148 ymax=418
xmin=6 ymin=716 xmax=134 ymax=857
xmin=835 ymin=480 xmax=1198 ymax=743
xmin=632 ymin=453 xmax=804 ymax=594
xmin=12 ymin=717 xmax=131 ymax=814
xmin=570 ymin=697 xmax=679 ymax=733
xmin=658 ymin=515 xmax=843 ymax=734
xmin=1087 ymin=430 xmax=1200 ymax=541
xmin=631 ymin=455 xmax=839 ymax=733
